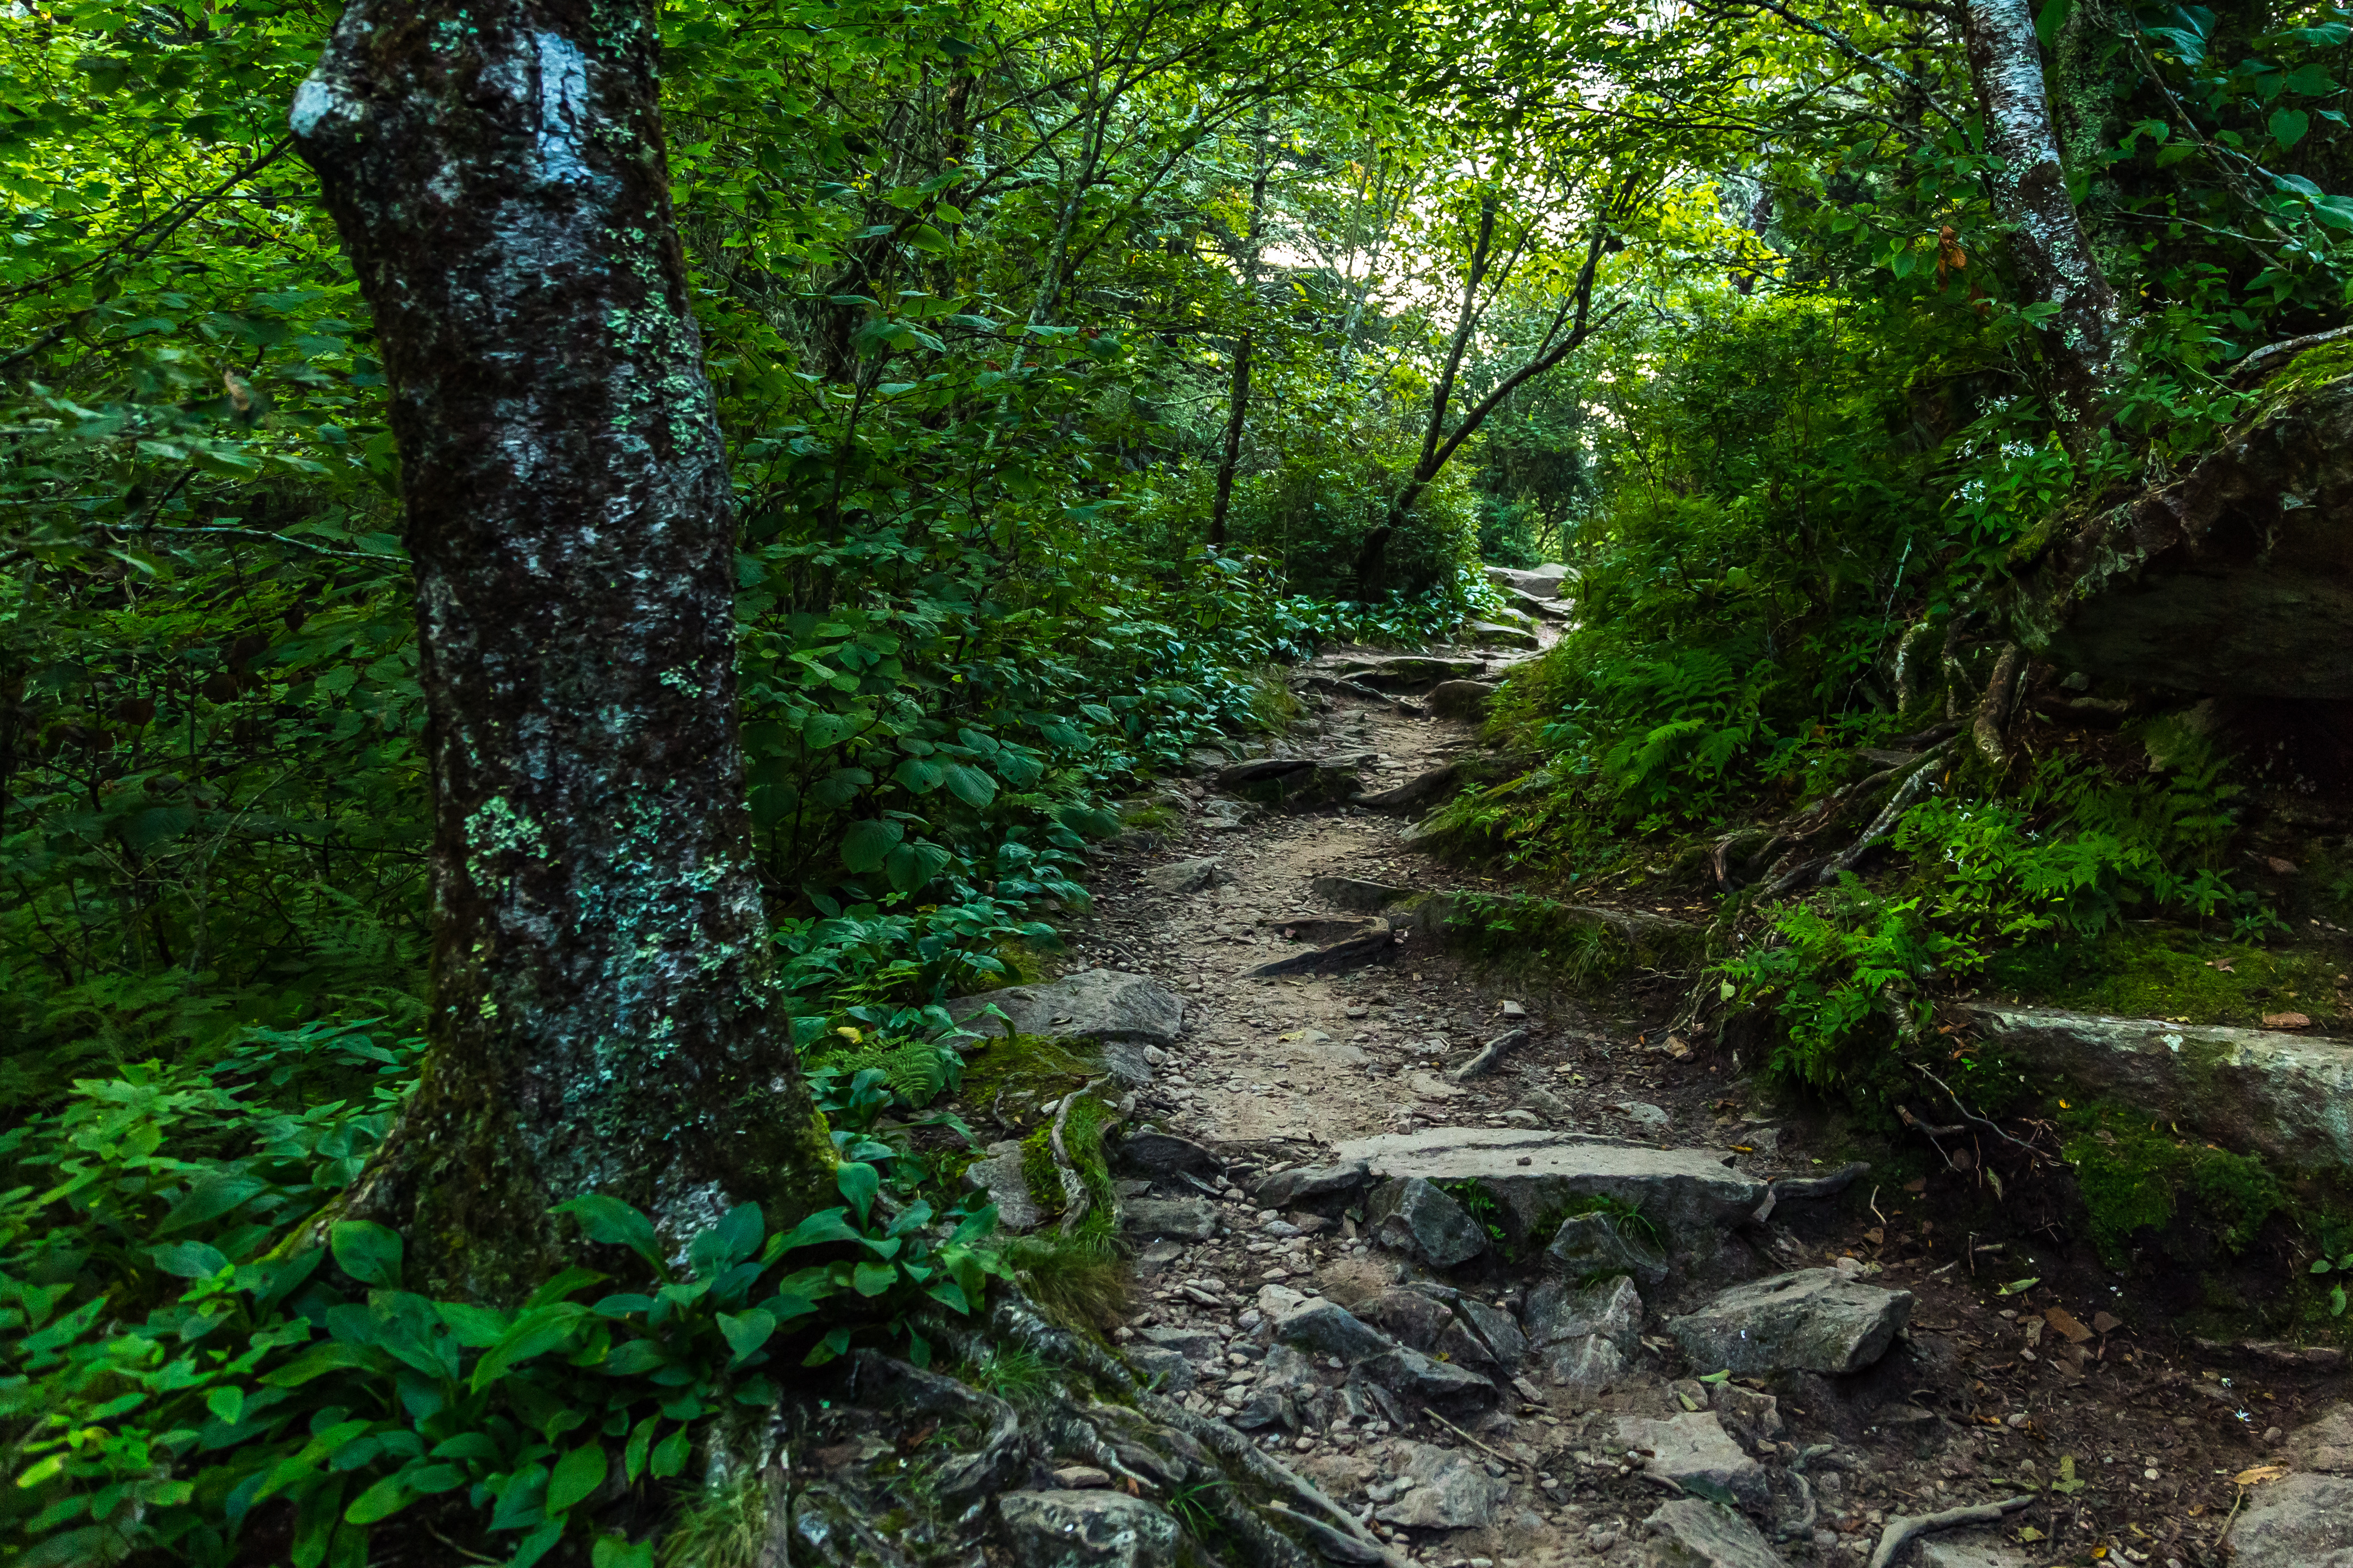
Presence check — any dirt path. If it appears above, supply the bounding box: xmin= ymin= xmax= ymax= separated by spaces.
xmin=1027 ymin=636 xmax=2351 ymax=1568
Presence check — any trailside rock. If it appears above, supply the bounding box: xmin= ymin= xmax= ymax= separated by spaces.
xmin=1487 ymin=565 xmax=1569 ymax=600
xmin=1324 ymin=655 xmax=1487 ymax=692
xmin=1667 ymin=1269 xmax=1913 ymax=1375
xmin=1373 ymin=1443 xmax=1512 ymax=1530
xmin=1962 ymin=1005 xmax=2353 ymax=1168
xmin=1327 ymin=1127 xmax=1768 ymax=1253
xmin=1311 ymin=875 xmax=1415 ymax=912
xmin=1357 ymin=1345 xmax=1500 ymax=1414
xmin=1360 ymin=763 xmax=1466 ymax=811
xmin=1125 ymin=1346 xmax=1194 ymax=1393
xmin=965 ymin=1141 xmax=1046 ymax=1232
xmin=1367 ymin=1177 xmax=1489 ymax=1269
xmin=1254 ymin=1159 xmax=1372 ymax=1211
xmin=946 ymin=971 xmax=1183 ymax=1084
xmin=1428 ymin=680 xmax=1500 ymax=721
xmin=2225 ymin=1472 xmax=2353 ymax=1568
xmin=1216 ymin=754 xmax=1372 ymax=810
xmin=1407 ymin=893 xmax=1705 ymax=971
xmin=1543 ymin=1211 xmax=1669 ymax=1286
xmin=2284 ymin=1402 xmax=2353 ymax=1472
xmin=1916 ymin=1538 xmax=2031 ymax=1568
xmin=1113 ymin=1129 xmax=1218 ymax=1179
xmin=1527 ymin=1275 xmax=1641 ymax=1389
xmin=1120 ymin=1197 xmax=1218 ymax=1241
xmin=1273 ymin=913 xmax=1390 ymax=945
xmin=1614 ymin=1412 xmax=1768 ymax=1508
xmin=1273 ymin=1296 xmax=1395 ymax=1363
xmin=1143 ymin=857 xmax=1233 ymax=895
xmin=1355 ymin=1288 xmax=1454 ymax=1351
xmin=1641 ymin=1499 xmax=1789 ymax=1568
xmin=998 ymin=1490 xmax=1181 ymax=1568
xmin=1465 ymin=623 xmax=1540 ymax=652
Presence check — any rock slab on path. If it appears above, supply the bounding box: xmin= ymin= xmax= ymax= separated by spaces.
xmin=1372 ymin=1442 xmax=1512 ymax=1530
xmin=1641 ymin=1499 xmax=1788 ymax=1568
xmin=1322 ymin=1127 xmax=1768 ymax=1249
xmin=2226 ymin=1472 xmax=2353 ymax=1568
xmin=1614 ymin=1412 xmax=1769 ymax=1508
xmin=998 ymin=1490 xmax=1181 ymax=1568
xmin=1311 ymin=874 xmax=1415 ymax=912
xmin=1143 ymin=857 xmax=1234 ymax=895
xmin=1367 ymin=1176 xmax=1489 ymax=1268
xmin=1666 ymin=1268 xmax=1914 ymax=1375
xmin=946 ymin=971 xmax=1183 ymax=1086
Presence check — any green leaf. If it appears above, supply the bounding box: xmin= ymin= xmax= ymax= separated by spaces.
xmin=2270 ymin=108 xmax=2310 ymax=147
xmin=2034 ymin=0 xmax=2070 ymax=45
xmin=435 ymin=1301 xmax=510 ymax=1347
xmin=940 ymin=763 xmax=996 ymax=808
xmin=840 ymin=817 xmax=903 ymax=872
xmin=893 ymin=758 xmax=944 ymax=794
xmin=469 ymin=1303 xmax=587 ymax=1391
xmin=650 ymin=1427 xmax=691 ymax=1479
xmin=852 ymin=1261 xmax=898 ymax=1297
xmin=594 ymin=1538 xmax=656 ymax=1568
xmin=625 ymin=1415 xmax=659 ymax=1483
xmin=158 ymin=1168 xmax=268 ymax=1233
xmin=763 ymin=1207 xmax=863 ymax=1260
xmin=553 ymin=1195 xmax=665 ymax=1268
xmin=547 ymin=1443 xmax=608 ymax=1514
xmin=331 ymin=1221 xmax=403 ymax=1288
xmin=836 ymin=1162 xmax=881 ymax=1224
xmin=718 ymin=1308 xmax=777 ymax=1363
xmin=152 ymin=1240 xmax=230 ymax=1278
xmin=511 ymin=1519 xmax=566 ymax=1568
xmin=692 ymin=1202 xmax=765 ymax=1274
xmin=603 ymin=1338 xmax=669 ymax=1375
xmin=262 ymin=1343 xmax=382 ymax=1386
xmin=342 ymin=1475 xmax=413 ymax=1524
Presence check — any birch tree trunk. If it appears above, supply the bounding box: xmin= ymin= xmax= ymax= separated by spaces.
xmin=1962 ymin=0 xmax=2122 ymax=439
xmin=291 ymin=0 xmax=830 ymax=1301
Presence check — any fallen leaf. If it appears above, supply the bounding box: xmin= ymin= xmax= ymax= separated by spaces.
xmin=2265 ymin=857 xmax=2299 ymax=876
xmin=1864 ymin=1227 xmax=1885 ymax=1245
xmin=1998 ymin=1276 xmax=2040 ymax=1295
xmin=2045 ymin=1307 xmax=2095 ymax=1343
xmin=1664 ymin=1034 xmax=1691 ymax=1059
xmin=1905 ymin=1177 xmax=1928 ymax=1193
xmin=2017 ymin=1528 xmax=2045 ymax=1544
xmin=2206 ymin=958 xmax=2236 ymax=972
xmin=2263 ymin=1012 xmax=2312 ymax=1030
xmin=2092 ymin=1311 xmax=2121 ymax=1335
xmin=2234 ymin=1465 xmax=2288 ymax=1488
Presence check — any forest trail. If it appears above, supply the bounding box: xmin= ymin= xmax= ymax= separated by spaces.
xmin=998 ymin=635 xmax=2353 ymax=1568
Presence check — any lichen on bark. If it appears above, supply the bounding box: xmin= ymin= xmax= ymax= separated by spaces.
xmin=292 ymin=0 xmax=831 ymax=1300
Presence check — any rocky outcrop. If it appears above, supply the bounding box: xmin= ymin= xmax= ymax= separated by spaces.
xmin=1319 ymin=1127 xmax=1767 ymax=1251
xmin=2225 ymin=1472 xmax=2353 ymax=1568
xmin=1216 ymin=754 xmax=1373 ymax=810
xmin=1963 ymin=1005 xmax=2353 ymax=1168
xmin=1666 ymin=1269 xmax=1913 ymax=1375
xmin=998 ymin=1489 xmax=1181 ymax=1568
xmin=1486 ymin=563 xmax=1571 ymax=599
xmin=1322 ymin=655 xmax=1489 ymax=692
xmin=2006 ymin=365 xmax=2353 ymax=700
xmin=946 ymin=971 xmax=1184 ymax=1083
xmin=1367 ymin=1176 xmax=1489 ymax=1268
xmin=1613 ymin=1412 xmax=1769 ymax=1508
xmin=1143 ymin=857 xmax=1234 ymax=895
xmin=1641 ymin=1498 xmax=1788 ymax=1568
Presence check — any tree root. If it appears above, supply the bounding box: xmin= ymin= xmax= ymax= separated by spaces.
xmin=1049 ymin=1076 xmax=1116 ymax=1236
xmin=1971 ymin=642 xmax=2025 ymax=771
xmin=1866 ymin=1494 xmax=2033 ymax=1568
xmin=1448 ymin=1027 xmax=1528 ymax=1082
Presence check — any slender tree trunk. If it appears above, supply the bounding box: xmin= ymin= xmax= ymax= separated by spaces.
xmin=292 ymin=0 xmax=830 ymax=1301
xmin=1208 ymin=121 xmax=1273 ymax=550
xmin=1962 ymin=0 xmax=2121 ymax=440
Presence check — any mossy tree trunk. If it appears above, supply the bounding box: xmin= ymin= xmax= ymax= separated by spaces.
xmin=290 ymin=0 xmax=831 ymax=1300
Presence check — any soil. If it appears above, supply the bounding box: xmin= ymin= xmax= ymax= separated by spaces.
xmin=1006 ymin=633 xmax=2353 ymax=1568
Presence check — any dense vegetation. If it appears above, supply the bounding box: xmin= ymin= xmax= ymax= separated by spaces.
xmin=5 ymin=0 xmax=2353 ymax=1560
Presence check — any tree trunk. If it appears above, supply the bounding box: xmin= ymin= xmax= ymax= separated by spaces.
xmin=1208 ymin=125 xmax=1273 ymax=551
xmin=1962 ymin=0 xmax=2122 ymax=440
xmin=291 ymin=0 xmax=831 ymax=1301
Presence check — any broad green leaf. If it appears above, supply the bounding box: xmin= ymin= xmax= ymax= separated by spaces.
xmin=158 ymin=1169 xmax=268 ymax=1234
xmin=2271 ymin=108 xmax=2310 ymax=147
xmin=940 ymin=763 xmax=996 ymax=807
xmin=552 ymin=1195 xmax=665 ymax=1268
xmin=153 ymin=1240 xmax=230 ymax=1278
xmin=594 ymin=1538 xmax=656 ymax=1568
xmin=330 ymin=1221 xmax=403 ymax=1288
xmin=547 ymin=1443 xmax=608 ymax=1514
xmin=851 ymin=1261 xmax=898 ymax=1297
xmin=718 ymin=1307 xmax=777 ymax=1363
xmin=835 ymin=1162 xmax=881 ymax=1224
xmin=469 ymin=1303 xmax=587 ymax=1391
xmin=342 ymin=1476 xmax=413 ymax=1524
xmin=840 ymin=817 xmax=903 ymax=872
xmin=650 ymin=1427 xmax=691 ymax=1479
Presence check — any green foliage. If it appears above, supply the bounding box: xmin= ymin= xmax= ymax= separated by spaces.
xmin=0 ymin=1026 xmax=1009 ymax=1565
xmin=2058 ymin=1102 xmax=2284 ymax=1269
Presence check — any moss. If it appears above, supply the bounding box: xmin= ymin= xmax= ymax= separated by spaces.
xmin=1421 ymin=890 xmax=1638 ymax=993
xmin=952 ymin=1032 xmax=1097 ymax=1119
xmin=2059 ymin=1100 xmax=2283 ymax=1268
xmin=2269 ymin=340 xmax=2353 ymax=395
xmin=1984 ymin=925 xmax=2344 ymax=1028
xmin=1246 ymin=665 xmax=1304 ymax=732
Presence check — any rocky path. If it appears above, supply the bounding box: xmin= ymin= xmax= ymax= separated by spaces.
xmin=950 ymin=630 xmax=2353 ymax=1568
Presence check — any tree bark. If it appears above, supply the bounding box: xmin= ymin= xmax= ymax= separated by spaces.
xmin=1961 ymin=0 xmax=2121 ymax=440
xmin=1208 ymin=123 xmax=1273 ymax=550
xmin=291 ymin=0 xmax=830 ymax=1300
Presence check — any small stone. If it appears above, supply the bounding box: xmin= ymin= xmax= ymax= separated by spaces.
xmin=1614 ymin=1101 xmax=1670 ymax=1131
xmin=1499 ymin=1000 xmax=1527 ymax=1018
xmin=1122 ymin=1198 xmax=1220 ymax=1241
xmin=1145 ymin=857 xmax=1234 ymax=895
xmin=1053 ymin=1466 xmax=1113 ymax=1489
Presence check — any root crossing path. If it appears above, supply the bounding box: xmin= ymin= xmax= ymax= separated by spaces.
xmin=984 ymin=634 xmax=2348 ymax=1568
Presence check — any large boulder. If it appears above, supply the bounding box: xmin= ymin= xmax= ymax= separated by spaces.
xmin=1613 ymin=1412 xmax=1769 ymax=1508
xmin=1253 ymin=1158 xmax=1372 ymax=1211
xmin=946 ymin=971 xmax=1183 ymax=1085
xmin=2006 ymin=365 xmax=2353 ymax=700
xmin=1325 ymin=1127 xmax=1767 ymax=1254
xmin=1373 ymin=1443 xmax=1512 ymax=1530
xmin=998 ymin=1490 xmax=1181 ymax=1568
xmin=1963 ymin=1005 xmax=2353 ymax=1168
xmin=1666 ymin=1269 xmax=1913 ymax=1375
xmin=2285 ymin=1402 xmax=2353 ymax=1472
xmin=1641 ymin=1499 xmax=1788 ymax=1568
xmin=1486 ymin=565 xmax=1570 ymax=600
xmin=1367 ymin=1177 xmax=1490 ymax=1269
xmin=2225 ymin=1472 xmax=2353 ymax=1568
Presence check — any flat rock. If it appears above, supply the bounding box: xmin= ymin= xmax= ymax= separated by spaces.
xmin=1326 ymin=1127 xmax=1768 ymax=1251
xmin=1324 ymin=654 xmax=1488 ymax=692
xmin=1271 ymin=913 xmax=1390 ymax=945
xmin=1667 ymin=1269 xmax=1913 ymax=1375
xmin=1360 ymin=762 xmax=1467 ymax=810
xmin=1614 ymin=1412 xmax=1768 ymax=1508
xmin=1543 ymin=1211 xmax=1669 ymax=1286
xmin=1113 ymin=1129 xmax=1219 ymax=1179
xmin=1641 ymin=1499 xmax=1787 ymax=1568
xmin=1368 ymin=1176 xmax=1489 ymax=1269
xmin=2284 ymin=1402 xmax=2353 ymax=1472
xmin=1373 ymin=1443 xmax=1511 ymax=1530
xmin=2227 ymin=1472 xmax=2353 ymax=1568
xmin=1215 ymin=754 xmax=1372 ymax=810
xmin=1136 ymin=1325 xmax=1221 ymax=1360
xmin=1963 ymin=1005 xmax=2353 ymax=1168
xmin=1125 ymin=1345 xmax=1195 ymax=1392
xmin=964 ymin=1141 xmax=1045 ymax=1232
xmin=1616 ymin=1101 xmax=1671 ymax=1130
xmin=1143 ymin=857 xmax=1233 ymax=895
xmin=1465 ymin=622 xmax=1540 ymax=651
xmin=947 ymin=971 xmax=1183 ymax=1083
xmin=1121 ymin=1197 xmax=1218 ymax=1241
xmin=1254 ymin=1158 xmax=1372 ymax=1211
xmin=998 ymin=1490 xmax=1181 ymax=1568
xmin=1916 ymin=1536 xmax=2030 ymax=1568
xmin=1427 ymin=680 xmax=1499 ymax=722
xmin=1310 ymin=874 xmax=1415 ymax=912
xmin=1357 ymin=1344 xmax=1499 ymax=1415
xmin=1408 ymin=894 xmax=1704 ymax=969
xmin=1245 ymin=925 xmax=1396 ymax=977
xmin=1486 ymin=565 xmax=1569 ymax=600
xmin=1273 ymin=1296 xmax=1395 ymax=1362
